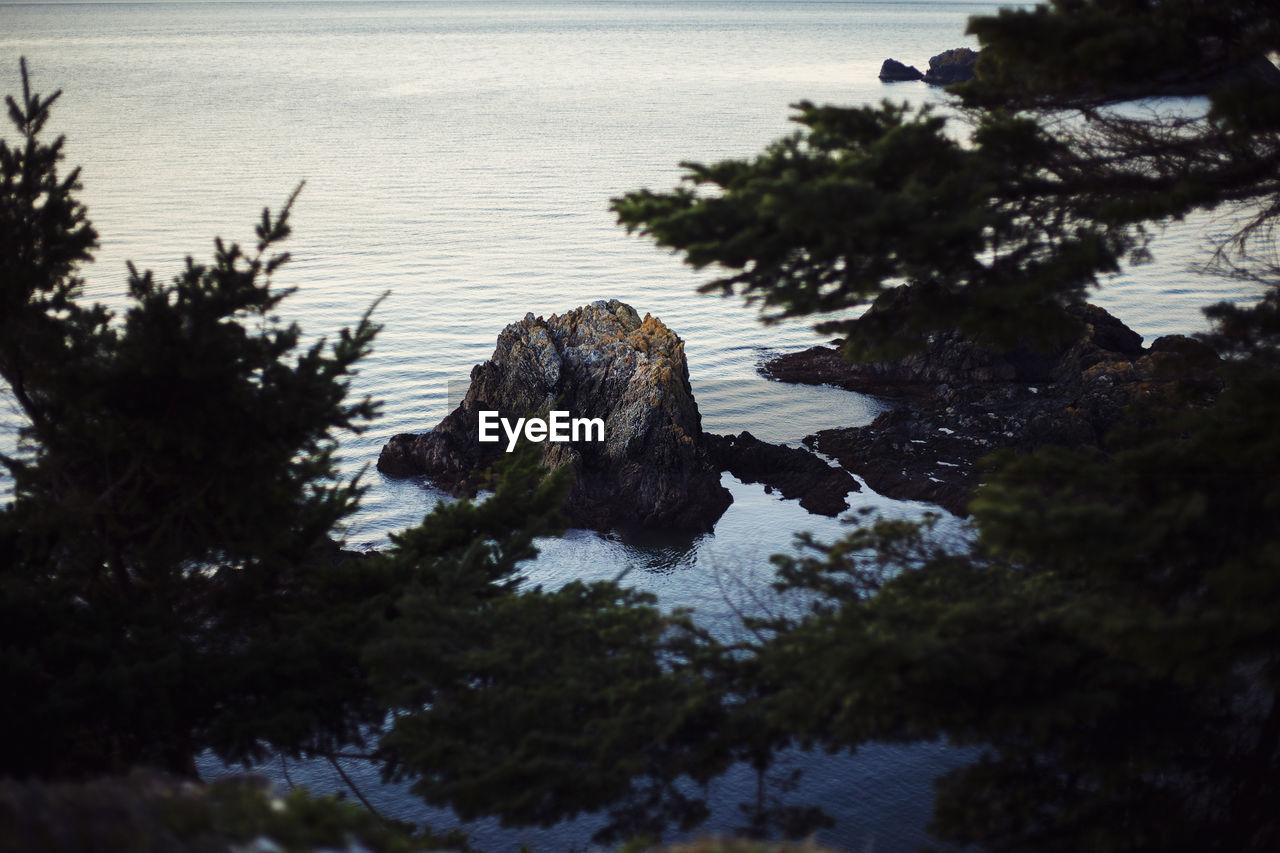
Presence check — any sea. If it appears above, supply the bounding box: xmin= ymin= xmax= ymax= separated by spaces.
xmin=0 ymin=1 xmax=1262 ymax=851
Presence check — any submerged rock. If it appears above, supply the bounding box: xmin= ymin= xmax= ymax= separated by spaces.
xmin=879 ymin=58 xmax=924 ymax=82
xmin=379 ymin=300 xmax=732 ymax=532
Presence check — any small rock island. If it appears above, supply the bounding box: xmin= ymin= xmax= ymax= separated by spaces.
xmin=379 ymin=300 xmax=733 ymax=532
xmin=878 ymin=48 xmax=977 ymax=86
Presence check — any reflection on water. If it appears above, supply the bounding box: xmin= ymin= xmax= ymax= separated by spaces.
xmin=595 ymin=528 xmax=702 ymax=576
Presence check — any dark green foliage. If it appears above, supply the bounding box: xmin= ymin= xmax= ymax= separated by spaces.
xmin=962 ymin=0 xmax=1280 ymax=113
xmin=613 ymin=101 xmax=1134 ymax=358
xmin=0 ymin=59 xmax=737 ymax=848
xmin=0 ymin=59 xmax=99 ymax=411
xmin=762 ymin=354 xmax=1280 ymax=851
xmin=375 ymin=581 xmax=722 ymax=838
xmin=0 ymin=59 xmax=383 ymax=779
xmin=960 ymin=1 xmax=1280 ymax=272
xmin=613 ymin=4 xmax=1280 ymax=360
xmin=349 ymin=452 xmax=732 ymax=841
xmin=616 ymin=2 xmax=1280 ymax=851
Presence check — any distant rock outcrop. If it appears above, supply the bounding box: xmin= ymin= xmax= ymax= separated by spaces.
xmin=922 ymin=47 xmax=979 ymax=86
xmin=378 ymin=300 xmax=732 ymax=532
xmin=879 ymin=58 xmax=924 ymax=82
xmin=887 ymin=45 xmax=1280 ymax=94
xmin=761 ymin=285 xmax=1222 ymax=515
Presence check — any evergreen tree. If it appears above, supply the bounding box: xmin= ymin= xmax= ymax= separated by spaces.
xmin=614 ymin=1 xmax=1280 ymax=850
xmin=0 ymin=59 xmax=726 ymax=847
xmin=0 ymin=56 xmax=388 ymax=778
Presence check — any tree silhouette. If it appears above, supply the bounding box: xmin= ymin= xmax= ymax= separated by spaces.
xmin=0 ymin=59 xmax=728 ymax=848
xmin=615 ymin=2 xmax=1280 ymax=849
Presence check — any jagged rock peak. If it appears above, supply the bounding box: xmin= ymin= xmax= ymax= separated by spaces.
xmin=378 ymin=300 xmax=732 ymax=533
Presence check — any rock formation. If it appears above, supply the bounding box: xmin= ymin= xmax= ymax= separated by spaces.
xmin=705 ymin=431 xmax=858 ymax=517
xmin=379 ymin=300 xmax=733 ymax=532
xmin=922 ymin=47 xmax=979 ymax=86
xmin=878 ymin=58 xmax=924 ymax=82
xmin=761 ymin=285 xmax=1221 ymax=515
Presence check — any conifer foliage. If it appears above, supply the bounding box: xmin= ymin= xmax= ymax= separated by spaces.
xmin=615 ymin=1 xmax=1280 ymax=850
xmin=0 ymin=57 xmax=384 ymax=778
xmin=0 ymin=59 xmax=722 ymax=848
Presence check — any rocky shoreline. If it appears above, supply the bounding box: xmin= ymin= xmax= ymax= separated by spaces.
xmin=761 ymin=287 xmax=1222 ymax=515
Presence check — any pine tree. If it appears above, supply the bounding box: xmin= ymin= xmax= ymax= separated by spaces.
xmin=614 ymin=2 xmax=1280 ymax=849
xmin=0 ymin=56 xmax=387 ymax=777
xmin=0 ymin=60 xmax=724 ymax=848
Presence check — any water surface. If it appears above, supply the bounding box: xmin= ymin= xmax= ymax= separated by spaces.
xmin=1 ymin=2 xmax=1257 ymax=850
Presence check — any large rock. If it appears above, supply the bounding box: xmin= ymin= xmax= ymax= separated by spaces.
xmin=879 ymin=58 xmax=924 ymax=82
xmin=379 ymin=300 xmax=732 ymax=532
xmin=922 ymin=47 xmax=979 ymax=86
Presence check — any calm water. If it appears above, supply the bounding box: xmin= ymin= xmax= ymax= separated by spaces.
xmin=1 ymin=1 xmax=1260 ymax=850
